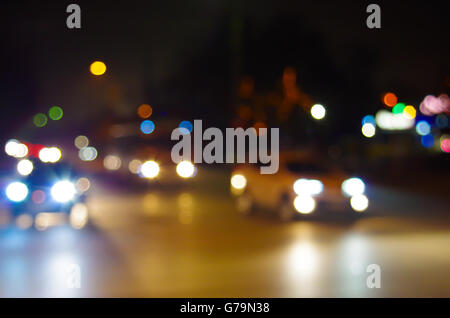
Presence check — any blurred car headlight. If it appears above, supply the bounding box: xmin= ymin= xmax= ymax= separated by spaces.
xmin=17 ymin=159 xmax=34 ymax=176
xmin=140 ymin=160 xmax=160 ymax=179
xmin=176 ymin=161 xmax=195 ymax=178
xmin=350 ymin=194 xmax=369 ymax=212
xmin=231 ymin=174 xmax=247 ymax=190
xmin=51 ymin=181 xmax=76 ymax=203
xmin=341 ymin=177 xmax=365 ymax=197
xmin=39 ymin=147 xmax=62 ymax=163
xmin=6 ymin=182 xmax=29 ymax=202
xmin=293 ymin=195 xmax=316 ymax=214
xmin=5 ymin=139 xmax=28 ymax=158
xmin=293 ymin=179 xmax=323 ymax=196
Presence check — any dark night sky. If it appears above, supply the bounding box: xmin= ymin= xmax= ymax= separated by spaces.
xmin=0 ymin=0 xmax=448 ymax=140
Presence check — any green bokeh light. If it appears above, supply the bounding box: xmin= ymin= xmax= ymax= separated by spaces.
xmin=49 ymin=106 xmax=63 ymax=120
xmin=33 ymin=113 xmax=48 ymax=127
xmin=392 ymin=103 xmax=406 ymax=114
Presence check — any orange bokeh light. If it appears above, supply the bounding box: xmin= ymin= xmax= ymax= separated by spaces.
xmin=137 ymin=104 xmax=153 ymax=119
xmin=383 ymin=92 xmax=398 ymax=107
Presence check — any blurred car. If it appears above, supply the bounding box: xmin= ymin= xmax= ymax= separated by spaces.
xmin=130 ymin=148 xmax=197 ymax=183
xmin=98 ymin=118 xmax=198 ymax=187
xmin=0 ymin=159 xmax=90 ymax=230
xmin=230 ymin=151 xmax=370 ymax=221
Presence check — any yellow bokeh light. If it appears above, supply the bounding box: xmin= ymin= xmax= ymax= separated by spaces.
xmin=403 ymin=105 xmax=416 ymax=119
xmin=90 ymin=61 xmax=107 ymax=76
xmin=231 ymin=174 xmax=247 ymax=190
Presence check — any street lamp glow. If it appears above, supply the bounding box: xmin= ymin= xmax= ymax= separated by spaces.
xmin=90 ymin=61 xmax=107 ymax=76
xmin=311 ymin=104 xmax=326 ymax=120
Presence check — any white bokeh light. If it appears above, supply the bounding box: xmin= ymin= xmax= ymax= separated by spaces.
xmin=311 ymin=104 xmax=326 ymax=120
xmin=51 ymin=181 xmax=76 ymax=203
xmin=231 ymin=174 xmax=247 ymax=189
xmin=17 ymin=159 xmax=34 ymax=176
xmin=176 ymin=161 xmax=195 ymax=178
xmin=6 ymin=182 xmax=29 ymax=202
xmin=293 ymin=195 xmax=316 ymax=214
xmin=140 ymin=160 xmax=160 ymax=179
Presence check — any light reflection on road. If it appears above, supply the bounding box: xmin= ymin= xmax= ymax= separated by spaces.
xmin=0 ymin=184 xmax=449 ymax=297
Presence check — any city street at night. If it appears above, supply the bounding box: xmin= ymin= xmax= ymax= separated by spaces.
xmin=1 ymin=170 xmax=449 ymax=297
xmin=0 ymin=0 xmax=449 ymax=304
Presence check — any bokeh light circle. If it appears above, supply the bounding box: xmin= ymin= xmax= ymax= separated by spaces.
xmin=362 ymin=115 xmax=376 ymax=126
xmin=33 ymin=113 xmax=48 ymax=127
xmin=103 ymin=155 xmax=122 ymax=170
xmin=415 ymin=121 xmax=431 ymax=136
xmin=179 ymin=121 xmax=193 ymax=134
xmin=74 ymin=135 xmax=89 ymax=149
xmin=231 ymin=174 xmax=247 ymax=190
xmin=441 ymin=138 xmax=450 ymax=153
xmin=403 ymin=105 xmax=416 ymax=119
xmin=361 ymin=123 xmax=376 ymax=138
xmin=17 ymin=159 xmax=34 ymax=176
xmin=140 ymin=120 xmax=155 ymax=134
xmin=383 ymin=92 xmax=398 ymax=107
xmin=392 ymin=103 xmax=406 ymax=114
xmin=79 ymin=146 xmax=98 ymax=161
xmin=293 ymin=196 xmax=316 ymax=214
xmin=140 ymin=160 xmax=160 ymax=179
xmin=48 ymin=106 xmax=63 ymax=120
xmin=90 ymin=61 xmax=106 ymax=76
xmin=311 ymin=104 xmax=326 ymax=120
xmin=421 ymin=134 xmax=434 ymax=148
xmin=137 ymin=104 xmax=153 ymax=119
xmin=176 ymin=161 xmax=195 ymax=178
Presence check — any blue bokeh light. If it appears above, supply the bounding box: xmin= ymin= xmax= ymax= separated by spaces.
xmin=140 ymin=120 xmax=155 ymax=134
xmin=421 ymin=134 xmax=434 ymax=148
xmin=416 ymin=120 xmax=431 ymax=136
xmin=362 ymin=115 xmax=376 ymax=126
xmin=179 ymin=120 xmax=193 ymax=135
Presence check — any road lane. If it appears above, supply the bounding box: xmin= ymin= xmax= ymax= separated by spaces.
xmin=1 ymin=176 xmax=449 ymax=297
